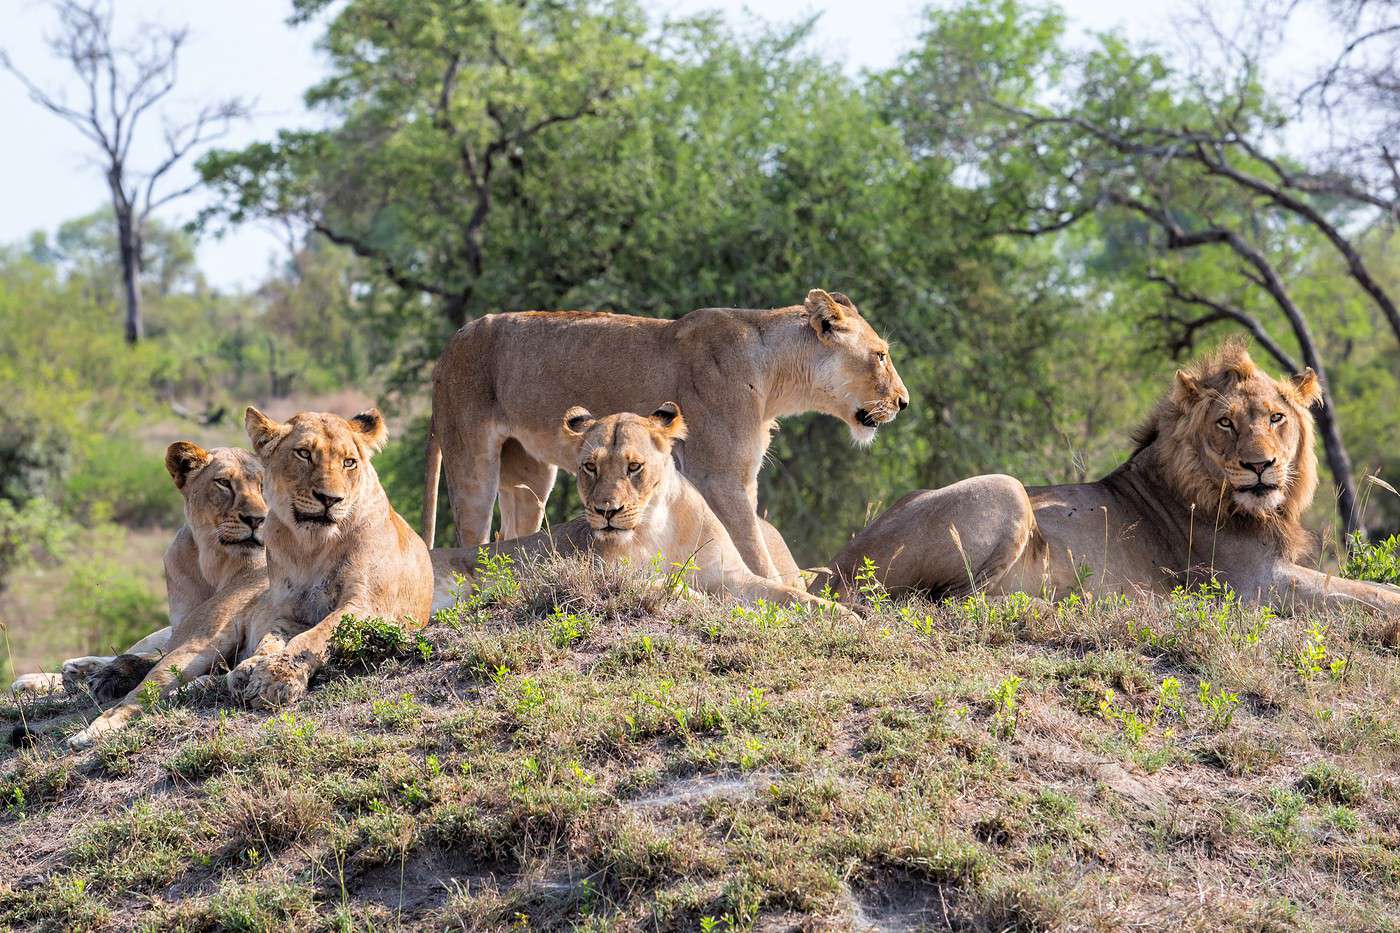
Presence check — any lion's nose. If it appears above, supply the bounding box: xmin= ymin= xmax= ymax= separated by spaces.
xmin=1240 ymin=459 xmax=1275 ymax=475
xmin=313 ymin=491 xmax=343 ymax=510
xmin=594 ymin=505 xmax=622 ymax=520
xmin=897 ymin=395 xmax=909 ymax=412
xmin=241 ymin=514 xmax=265 ymax=531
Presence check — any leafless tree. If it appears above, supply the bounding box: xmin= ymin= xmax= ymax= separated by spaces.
xmin=1 ymin=1 xmax=249 ymax=343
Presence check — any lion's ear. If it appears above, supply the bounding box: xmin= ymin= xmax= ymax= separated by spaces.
xmin=649 ymin=402 xmax=688 ymax=441
xmin=562 ymin=406 xmax=596 ymax=438
xmin=1290 ymin=368 xmax=1322 ymax=408
xmin=245 ymin=406 xmax=290 ymax=457
xmin=805 ymin=288 xmax=848 ymax=339
xmin=1172 ymin=369 xmax=1202 ymax=405
xmin=349 ymin=408 xmax=388 ymax=454
xmin=165 ymin=441 xmax=211 ymax=490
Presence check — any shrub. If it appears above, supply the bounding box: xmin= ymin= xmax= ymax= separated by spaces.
xmin=330 ymin=614 xmax=432 ymax=669
xmin=1344 ymin=532 xmax=1400 ymax=586
xmin=62 ymin=435 xmax=182 ymax=527
xmin=57 ymin=557 xmax=166 ymax=657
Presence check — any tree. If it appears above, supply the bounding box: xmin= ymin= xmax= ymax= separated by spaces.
xmin=201 ymin=0 xmax=647 ymax=332
xmin=1 ymin=1 xmax=248 ymax=343
xmin=897 ymin=0 xmax=1400 ymax=534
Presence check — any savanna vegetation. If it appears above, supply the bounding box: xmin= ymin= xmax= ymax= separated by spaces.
xmin=2 ymin=0 xmax=1399 ymax=927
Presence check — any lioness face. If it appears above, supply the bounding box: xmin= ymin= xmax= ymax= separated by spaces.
xmin=1174 ymin=355 xmax=1321 ymax=517
xmin=166 ymin=443 xmax=267 ymax=550
xmin=804 ymin=289 xmax=910 ymax=446
xmin=563 ymin=403 xmax=687 ymax=538
xmin=244 ymin=407 xmax=389 ymax=535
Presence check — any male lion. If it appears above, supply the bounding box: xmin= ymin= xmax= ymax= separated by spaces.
xmin=423 ymin=288 xmax=910 ymax=580
xmin=9 ymin=443 xmax=268 ymax=699
xmin=432 ymin=403 xmax=851 ymax=619
xmin=64 ymin=444 xmax=271 ymax=748
xmin=818 ymin=341 xmax=1400 ymax=616
xmin=225 ymin=406 xmax=434 ymax=709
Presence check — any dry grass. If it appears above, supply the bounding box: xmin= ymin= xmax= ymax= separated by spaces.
xmin=3 ymin=552 xmax=1400 ymax=931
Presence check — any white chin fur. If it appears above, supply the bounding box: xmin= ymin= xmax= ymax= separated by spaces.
xmin=848 ymin=424 xmax=877 ymax=447
xmin=1234 ymin=489 xmax=1285 ymax=514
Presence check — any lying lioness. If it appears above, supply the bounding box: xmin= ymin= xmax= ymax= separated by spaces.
xmin=818 ymin=341 xmax=1400 ymax=616
xmin=226 ymin=406 xmax=434 ymax=708
xmin=10 ymin=443 xmax=268 ymax=700
xmin=66 ymin=444 xmax=272 ymax=748
xmin=424 ymin=288 xmax=910 ymax=580
xmin=433 ymin=403 xmax=850 ymax=618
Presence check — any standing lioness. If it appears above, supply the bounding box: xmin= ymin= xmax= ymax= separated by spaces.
xmin=423 ymin=288 xmax=910 ymax=580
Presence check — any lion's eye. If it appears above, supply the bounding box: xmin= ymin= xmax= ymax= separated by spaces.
xmin=582 ymin=462 xmax=597 ymax=475
xmin=1270 ymin=412 xmax=1285 ymax=424
xmin=295 ymin=448 xmax=312 ymax=461
xmin=214 ymin=479 xmax=232 ymax=491
xmin=1216 ymin=417 xmax=1234 ymax=431
xmin=627 ymin=462 xmax=642 ymax=474
xmin=343 ymin=458 xmax=357 ymax=469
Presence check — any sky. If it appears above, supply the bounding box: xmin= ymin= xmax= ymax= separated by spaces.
xmin=0 ymin=0 xmax=1333 ymax=291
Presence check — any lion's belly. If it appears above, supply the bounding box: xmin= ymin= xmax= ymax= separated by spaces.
xmin=1015 ymin=485 xmax=1174 ymax=598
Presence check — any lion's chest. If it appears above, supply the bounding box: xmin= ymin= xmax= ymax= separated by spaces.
xmin=272 ymin=568 xmax=343 ymax=627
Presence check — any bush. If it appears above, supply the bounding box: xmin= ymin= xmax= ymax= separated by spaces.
xmin=63 ymin=436 xmax=181 ymax=527
xmin=1345 ymin=532 xmax=1400 ymax=586
xmin=58 ymin=558 xmax=166 ymax=657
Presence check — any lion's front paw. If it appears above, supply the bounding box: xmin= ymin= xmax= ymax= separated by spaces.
xmin=60 ymin=656 xmax=112 ymax=694
xmin=231 ymin=655 xmax=311 ymax=709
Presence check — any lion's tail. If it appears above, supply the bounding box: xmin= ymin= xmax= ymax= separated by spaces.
xmin=423 ymin=417 xmax=442 ymax=549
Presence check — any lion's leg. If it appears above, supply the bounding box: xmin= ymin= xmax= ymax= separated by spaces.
xmin=66 ymin=625 xmax=173 ymax=698
xmin=498 ymin=438 xmax=557 ymax=540
xmin=10 ymin=672 xmax=64 ymax=694
xmin=1265 ymin=563 xmax=1400 ymax=617
xmin=68 ymin=626 xmax=242 ymax=750
xmin=760 ymin=517 xmax=803 ymax=588
xmin=441 ymin=429 xmax=503 ymax=547
xmin=689 ymin=474 xmax=780 ymax=580
xmin=233 ymin=604 xmax=372 ymax=709
xmin=816 ymin=474 xmax=1037 ymax=601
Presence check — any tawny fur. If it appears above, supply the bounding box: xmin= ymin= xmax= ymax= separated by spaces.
xmin=422 ymin=288 xmax=909 ymax=581
xmin=224 ymin=407 xmax=434 ymax=710
xmin=432 ymin=404 xmax=852 ymax=620
xmin=63 ymin=444 xmax=270 ymax=748
xmin=819 ymin=342 xmax=1400 ymax=618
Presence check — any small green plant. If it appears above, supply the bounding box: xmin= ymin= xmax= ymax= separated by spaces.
xmin=1297 ymin=761 xmax=1366 ymax=805
xmin=1098 ymin=689 xmax=1149 ymax=745
xmin=370 ymin=693 xmax=422 ymax=729
xmin=514 ymin=676 xmax=546 ymax=716
xmin=330 ymin=614 xmax=431 ymax=668
xmin=1167 ymin=579 xmax=1273 ymax=647
xmin=651 ymin=550 xmax=699 ymax=597
xmin=1197 ymin=680 xmax=1241 ymax=730
xmin=731 ymin=600 xmax=795 ymax=630
xmin=547 ymin=606 xmax=590 ymax=648
xmin=1294 ymin=621 xmax=1345 ymax=681
xmin=470 ymin=548 xmax=521 ymax=607
xmin=1343 ymin=531 xmax=1400 ymax=586
xmin=989 ymin=674 xmax=1022 ymax=739
xmin=854 ymin=556 xmax=890 ymax=612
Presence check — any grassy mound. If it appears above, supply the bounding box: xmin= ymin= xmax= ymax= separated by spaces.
xmin=3 ymin=554 xmax=1400 ymax=930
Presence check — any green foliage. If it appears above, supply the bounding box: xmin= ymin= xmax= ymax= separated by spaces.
xmin=1344 ymin=532 xmax=1400 ymax=586
xmin=58 ymin=558 xmax=166 ymax=658
xmin=330 ymin=615 xmax=432 ymax=668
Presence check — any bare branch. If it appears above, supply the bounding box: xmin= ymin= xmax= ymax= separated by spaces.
xmin=1146 ymin=271 xmax=1300 ymax=371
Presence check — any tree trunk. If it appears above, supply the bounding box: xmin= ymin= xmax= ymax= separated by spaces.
xmin=1313 ymin=400 xmax=1361 ymax=538
xmin=114 ymin=205 xmax=143 ymax=344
